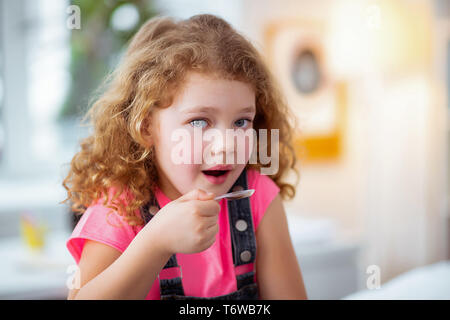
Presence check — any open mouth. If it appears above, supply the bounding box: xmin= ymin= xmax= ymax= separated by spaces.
xmin=201 ymin=168 xmax=232 ymax=185
xmin=201 ymin=170 xmax=230 ymax=177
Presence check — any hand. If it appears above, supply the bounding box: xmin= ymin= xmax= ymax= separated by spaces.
xmin=148 ymin=188 xmax=221 ymax=255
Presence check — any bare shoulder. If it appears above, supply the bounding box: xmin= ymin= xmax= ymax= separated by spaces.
xmin=255 ymin=194 xmax=289 ymax=247
xmin=256 ymin=194 xmax=308 ymax=299
xmin=67 ymin=240 xmax=122 ymax=299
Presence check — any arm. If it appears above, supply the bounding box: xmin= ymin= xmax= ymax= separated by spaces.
xmin=68 ymin=188 xmax=219 ymax=300
xmin=255 ymin=194 xmax=308 ymax=299
xmin=68 ymin=222 xmax=172 ymax=300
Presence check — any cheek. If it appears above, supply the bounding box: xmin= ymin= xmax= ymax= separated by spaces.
xmin=245 ymin=130 xmax=255 ymax=159
xmin=155 ymin=139 xmax=199 ymax=188
xmin=236 ymin=129 xmax=255 ymax=163
xmin=157 ymin=127 xmax=176 ymax=161
xmin=157 ymin=124 xmax=200 ymax=169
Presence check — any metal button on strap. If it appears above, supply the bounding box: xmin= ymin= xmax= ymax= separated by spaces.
xmin=233 ymin=185 xmax=244 ymax=192
xmin=240 ymin=250 xmax=252 ymax=262
xmin=149 ymin=205 xmax=159 ymax=215
xmin=235 ymin=219 xmax=248 ymax=232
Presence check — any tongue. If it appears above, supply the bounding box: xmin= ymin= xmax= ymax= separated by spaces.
xmin=203 ymin=170 xmax=227 ymax=177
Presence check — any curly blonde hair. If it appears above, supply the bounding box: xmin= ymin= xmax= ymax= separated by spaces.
xmin=61 ymin=14 xmax=300 ymax=226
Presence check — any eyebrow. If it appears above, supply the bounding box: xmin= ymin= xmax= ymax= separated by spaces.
xmin=182 ymin=105 xmax=256 ymax=114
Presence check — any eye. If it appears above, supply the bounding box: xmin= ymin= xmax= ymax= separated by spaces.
xmin=234 ymin=119 xmax=252 ymax=128
xmin=189 ymin=119 xmax=208 ymax=128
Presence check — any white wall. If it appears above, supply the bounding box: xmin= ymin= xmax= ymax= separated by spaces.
xmin=241 ymin=0 xmax=448 ymax=283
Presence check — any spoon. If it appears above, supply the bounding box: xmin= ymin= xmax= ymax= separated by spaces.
xmin=213 ymin=189 xmax=255 ymax=201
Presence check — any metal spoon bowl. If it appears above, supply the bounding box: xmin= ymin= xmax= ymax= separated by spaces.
xmin=214 ymin=189 xmax=255 ymax=201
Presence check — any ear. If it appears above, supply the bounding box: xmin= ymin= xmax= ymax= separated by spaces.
xmin=141 ymin=116 xmax=154 ymax=147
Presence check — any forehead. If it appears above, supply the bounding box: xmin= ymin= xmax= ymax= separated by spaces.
xmin=171 ymin=72 xmax=256 ymax=113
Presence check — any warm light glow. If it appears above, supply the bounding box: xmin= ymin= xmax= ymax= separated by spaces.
xmin=326 ymin=0 xmax=432 ymax=77
xmin=326 ymin=0 xmax=372 ymax=77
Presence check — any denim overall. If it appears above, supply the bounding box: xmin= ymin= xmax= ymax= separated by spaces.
xmin=140 ymin=168 xmax=259 ymax=300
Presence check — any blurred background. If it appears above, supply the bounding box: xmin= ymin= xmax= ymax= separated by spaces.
xmin=0 ymin=0 xmax=448 ymax=299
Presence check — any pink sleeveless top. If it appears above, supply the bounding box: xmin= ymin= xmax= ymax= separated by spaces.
xmin=66 ymin=168 xmax=280 ymax=299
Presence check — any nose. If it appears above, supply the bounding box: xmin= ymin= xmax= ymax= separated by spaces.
xmin=204 ymin=128 xmax=235 ymax=164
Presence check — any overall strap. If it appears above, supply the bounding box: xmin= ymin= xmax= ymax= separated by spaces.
xmin=227 ymin=168 xmax=257 ymax=290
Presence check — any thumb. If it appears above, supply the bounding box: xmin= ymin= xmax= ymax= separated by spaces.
xmin=178 ymin=188 xmax=215 ymax=202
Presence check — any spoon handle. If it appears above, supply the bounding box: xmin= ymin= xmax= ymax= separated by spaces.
xmin=213 ymin=189 xmax=255 ymax=201
xmin=213 ymin=194 xmax=228 ymax=201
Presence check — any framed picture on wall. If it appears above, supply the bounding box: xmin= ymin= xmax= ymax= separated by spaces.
xmin=264 ymin=18 xmax=347 ymax=164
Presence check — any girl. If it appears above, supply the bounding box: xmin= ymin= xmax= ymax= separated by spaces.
xmin=62 ymin=14 xmax=307 ymax=300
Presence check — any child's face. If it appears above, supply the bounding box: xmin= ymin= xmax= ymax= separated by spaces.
xmin=149 ymin=72 xmax=256 ymax=200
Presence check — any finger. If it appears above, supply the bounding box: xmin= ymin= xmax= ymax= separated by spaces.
xmin=204 ymin=223 xmax=219 ymax=239
xmin=197 ymin=191 xmax=215 ymax=201
xmin=203 ymin=216 xmax=219 ymax=229
xmin=179 ymin=188 xmax=214 ymax=202
xmin=194 ymin=200 xmax=221 ymax=217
